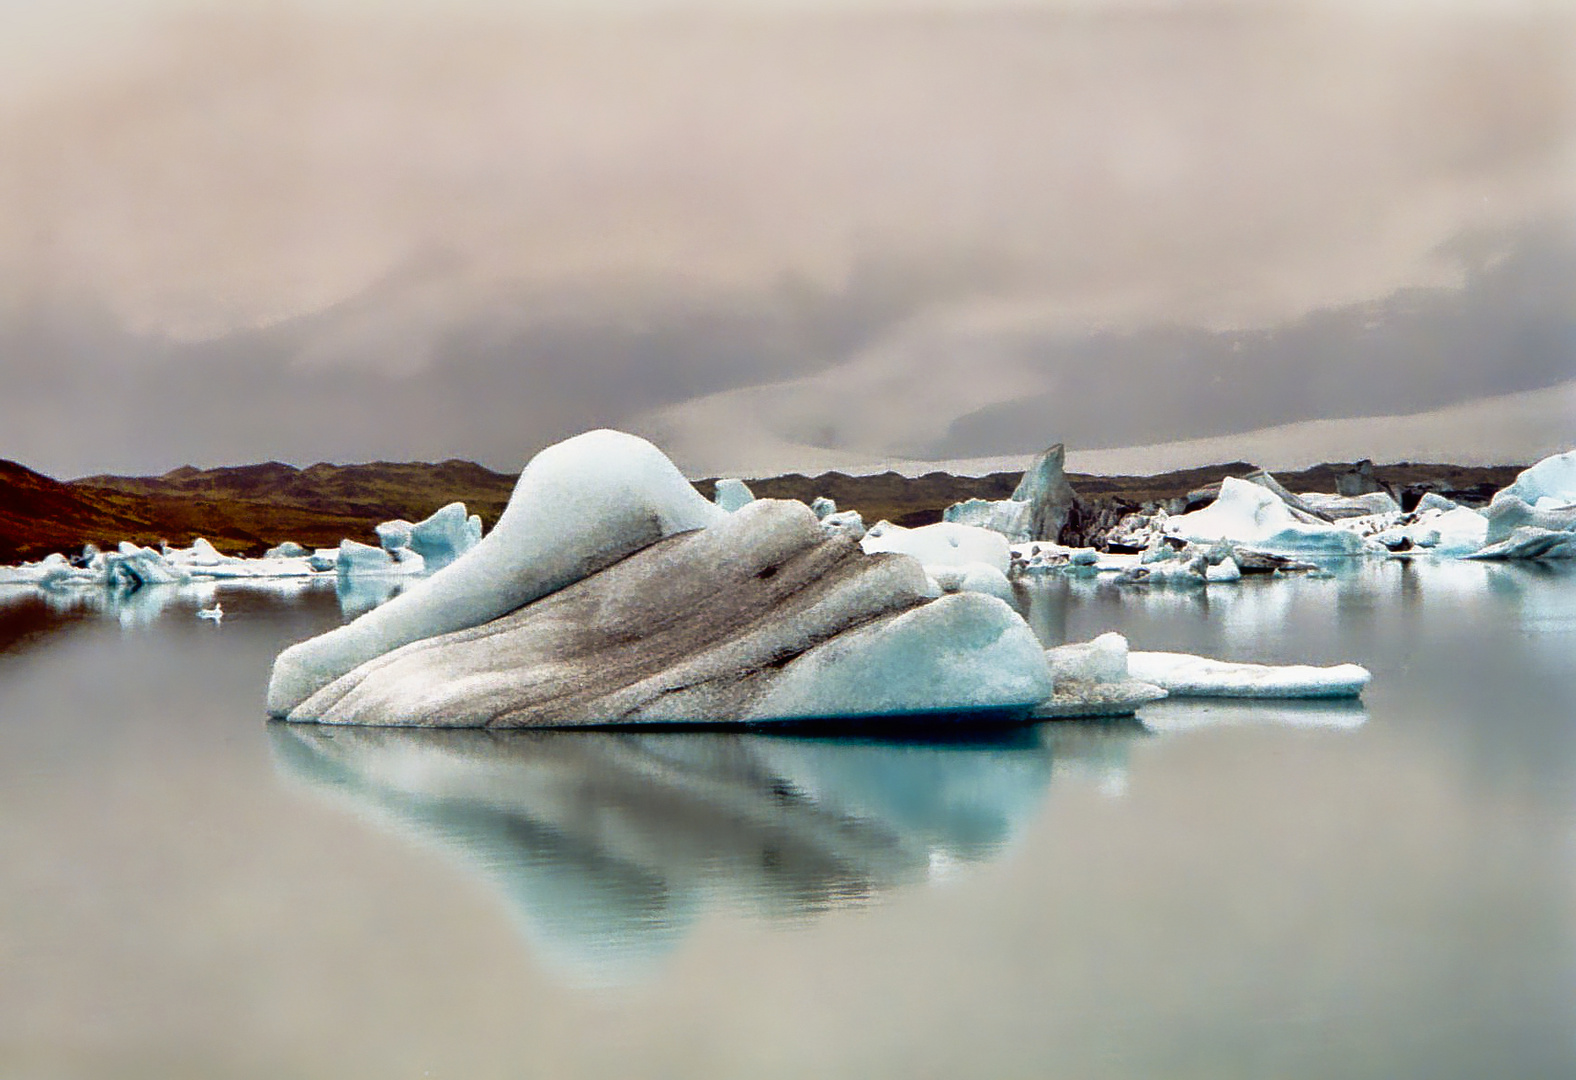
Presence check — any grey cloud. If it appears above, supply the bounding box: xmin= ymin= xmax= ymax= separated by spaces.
xmin=0 ymin=2 xmax=1572 ymax=474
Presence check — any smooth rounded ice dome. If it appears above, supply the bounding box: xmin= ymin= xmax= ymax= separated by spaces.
xmin=267 ymin=430 xmax=725 ymax=717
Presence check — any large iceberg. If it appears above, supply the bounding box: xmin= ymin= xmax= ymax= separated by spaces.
xmin=270 ymin=431 xmax=1055 ymax=727
xmin=278 ymin=499 xmax=1051 ymax=727
xmin=268 ymin=430 xmax=726 ymax=717
xmin=1126 ymin=651 xmax=1371 ymax=699
xmin=1163 ymin=477 xmax=1372 ymax=556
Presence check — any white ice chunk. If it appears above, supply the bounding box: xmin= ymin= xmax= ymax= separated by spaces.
xmin=1163 ymin=477 xmax=1371 ymax=555
xmin=862 ymin=521 xmax=1011 ymax=575
xmin=1483 ymin=494 xmax=1576 ymax=545
xmin=809 ymin=496 xmax=837 ymax=520
xmin=1375 ymin=505 xmax=1488 ymax=555
xmin=104 ymin=543 xmax=186 ymax=587
xmin=375 ymin=519 xmax=414 ymax=551
xmin=712 ymin=478 xmax=756 ymax=511
xmin=265 ymin=541 xmax=309 ymax=559
xmin=408 ymin=502 xmax=482 ymax=569
xmin=1033 ymin=631 xmax=1167 ymax=718
xmin=1206 ymin=556 xmax=1242 ymax=582
xmin=1127 ymin=651 xmax=1371 ymax=698
xmin=819 ymin=509 xmax=866 ymax=541
xmin=1465 ymin=525 xmax=1576 ymax=561
xmin=336 ymin=539 xmax=425 ymax=576
xmin=1044 ymin=631 xmax=1129 ymax=684
xmin=745 ymin=592 xmax=1053 ymax=722
xmin=942 ymin=498 xmax=1033 ymax=542
xmin=1497 ymin=448 xmax=1576 ymax=508
xmin=268 ymin=430 xmax=726 ymax=717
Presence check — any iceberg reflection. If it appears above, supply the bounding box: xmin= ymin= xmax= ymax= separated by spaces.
xmin=1139 ymin=698 xmax=1368 ymax=734
xmin=269 ymin=722 xmax=1140 ymax=983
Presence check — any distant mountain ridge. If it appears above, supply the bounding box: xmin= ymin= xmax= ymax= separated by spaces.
xmin=0 ymin=455 xmax=1527 ymax=564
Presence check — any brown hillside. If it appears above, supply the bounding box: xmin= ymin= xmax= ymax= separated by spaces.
xmin=0 ymin=453 xmax=1531 ymax=565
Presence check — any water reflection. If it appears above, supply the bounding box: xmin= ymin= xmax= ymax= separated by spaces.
xmin=1139 ymin=698 xmax=1368 ymax=734
xmin=270 ymin=721 xmax=1144 ymax=983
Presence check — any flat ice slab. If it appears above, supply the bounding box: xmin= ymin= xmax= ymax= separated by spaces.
xmin=1127 ymin=651 xmax=1371 ymax=699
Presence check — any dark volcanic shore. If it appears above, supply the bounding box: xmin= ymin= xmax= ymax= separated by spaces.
xmin=0 ymin=455 xmax=1527 ymax=564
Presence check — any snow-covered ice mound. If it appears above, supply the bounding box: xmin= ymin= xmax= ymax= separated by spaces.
xmin=278 ymin=498 xmax=1051 ymax=727
xmin=861 ymin=520 xmax=1015 ymax=598
xmin=1126 ymin=651 xmax=1371 ymax=699
xmin=1163 ymin=478 xmax=1371 ymax=556
xmin=268 ymin=430 xmax=726 ymax=717
xmin=862 ymin=520 xmax=1011 ymax=572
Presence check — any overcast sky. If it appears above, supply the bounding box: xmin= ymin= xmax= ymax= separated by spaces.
xmin=1 ymin=0 xmax=1572 ymax=477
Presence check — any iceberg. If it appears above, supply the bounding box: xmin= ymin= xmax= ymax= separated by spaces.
xmin=1373 ymin=504 xmax=1488 ymax=556
xmin=809 ymin=495 xmax=837 ymax=520
xmin=941 ymin=443 xmax=1075 ymax=543
xmin=1031 ymin=632 xmax=1167 ymax=718
xmin=1495 ymin=448 xmax=1576 ymax=508
xmin=1464 ymin=525 xmax=1576 ymax=561
xmin=278 ymin=498 xmax=1053 ymax=727
xmin=712 ymin=478 xmax=756 ymax=512
xmin=104 ymin=543 xmax=187 ymax=588
xmin=819 ymin=509 xmax=866 ymax=542
xmin=1483 ymin=495 xmax=1576 ymax=545
xmin=1126 ymin=651 xmax=1371 ymax=699
xmin=374 ymin=519 xmax=414 ymax=552
xmin=408 ymin=502 xmax=483 ymax=568
xmin=1163 ymin=477 xmax=1372 ymax=556
xmin=861 ymin=521 xmax=1011 ymax=574
xmin=268 ymin=430 xmax=726 ymax=717
xmin=336 ymin=539 xmax=426 ymax=577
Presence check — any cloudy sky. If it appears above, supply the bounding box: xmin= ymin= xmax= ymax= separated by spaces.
xmin=1 ymin=0 xmax=1572 ymax=477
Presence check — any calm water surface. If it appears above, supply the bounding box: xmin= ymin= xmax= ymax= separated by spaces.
xmin=1 ymin=561 xmax=1573 ymax=1078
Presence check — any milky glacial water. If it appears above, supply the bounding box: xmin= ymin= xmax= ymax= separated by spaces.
xmin=0 ymin=560 xmax=1573 ymax=1079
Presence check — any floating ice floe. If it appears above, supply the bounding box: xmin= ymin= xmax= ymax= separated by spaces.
xmin=1031 ymin=631 xmax=1167 ymax=719
xmin=1126 ymin=651 xmax=1371 ymax=699
xmin=1163 ymin=477 xmax=1374 ymax=556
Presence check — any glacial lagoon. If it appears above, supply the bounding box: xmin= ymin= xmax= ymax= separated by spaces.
xmin=1 ymin=560 xmax=1573 ymax=1078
